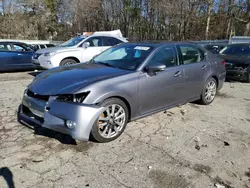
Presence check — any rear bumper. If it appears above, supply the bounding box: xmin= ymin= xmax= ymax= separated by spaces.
xmin=18 ymin=94 xmax=105 ymax=141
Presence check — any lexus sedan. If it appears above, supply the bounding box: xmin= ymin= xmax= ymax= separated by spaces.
xmin=18 ymin=42 xmax=226 ymax=142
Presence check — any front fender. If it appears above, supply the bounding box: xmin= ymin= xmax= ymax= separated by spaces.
xmin=93 ymin=91 xmax=133 ymax=105
xmin=52 ymin=50 xmax=81 ymax=64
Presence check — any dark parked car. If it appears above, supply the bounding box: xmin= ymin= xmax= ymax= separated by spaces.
xmin=203 ymin=44 xmax=226 ymax=54
xmin=220 ymin=43 xmax=250 ymax=82
xmin=32 ymin=44 xmax=56 ymax=51
xmin=0 ymin=42 xmax=37 ymax=72
xmin=18 ymin=42 xmax=226 ymax=142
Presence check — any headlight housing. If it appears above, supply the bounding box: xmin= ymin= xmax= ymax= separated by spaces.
xmin=56 ymin=92 xmax=90 ymax=103
xmin=44 ymin=51 xmax=57 ymax=56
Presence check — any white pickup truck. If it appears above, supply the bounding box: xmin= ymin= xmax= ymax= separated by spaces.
xmin=32 ymin=30 xmax=128 ymax=69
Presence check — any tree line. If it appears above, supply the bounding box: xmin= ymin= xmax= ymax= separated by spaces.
xmin=0 ymin=0 xmax=250 ymax=41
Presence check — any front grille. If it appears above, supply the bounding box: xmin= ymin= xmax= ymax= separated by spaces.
xmin=27 ymin=90 xmax=50 ymax=101
xmin=22 ymin=105 xmax=44 ymax=123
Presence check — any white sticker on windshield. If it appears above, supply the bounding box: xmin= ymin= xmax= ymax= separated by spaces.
xmin=134 ymin=46 xmax=150 ymax=51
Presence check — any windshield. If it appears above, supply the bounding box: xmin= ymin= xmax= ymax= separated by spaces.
xmin=61 ymin=36 xmax=86 ymax=47
xmin=220 ymin=45 xmax=250 ymax=56
xmin=91 ymin=44 xmax=154 ymax=70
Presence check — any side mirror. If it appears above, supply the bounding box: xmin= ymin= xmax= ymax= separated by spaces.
xmin=146 ymin=64 xmax=166 ymax=74
xmin=82 ymin=42 xmax=90 ymax=49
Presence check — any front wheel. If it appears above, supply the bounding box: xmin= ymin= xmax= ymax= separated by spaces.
xmin=91 ymin=98 xmax=129 ymax=143
xmin=60 ymin=58 xmax=78 ymax=66
xmin=200 ymin=77 xmax=217 ymax=105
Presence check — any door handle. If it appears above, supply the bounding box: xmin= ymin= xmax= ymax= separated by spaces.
xmin=201 ymin=65 xmax=207 ymax=70
xmin=174 ymin=71 xmax=182 ymax=77
xmin=17 ymin=54 xmax=23 ymax=56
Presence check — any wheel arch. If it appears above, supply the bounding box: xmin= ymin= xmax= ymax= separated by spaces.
xmin=60 ymin=57 xmax=80 ymax=65
xmin=211 ymin=75 xmax=219 ymax=88
xmin=95 ymin=95 xmax=132 ymax=121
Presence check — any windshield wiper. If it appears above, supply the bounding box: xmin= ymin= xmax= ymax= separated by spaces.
xmin=92 ymin=60 xmax=131 ymax=70
xmin=95 ymin=62 xmax=116 ymax=68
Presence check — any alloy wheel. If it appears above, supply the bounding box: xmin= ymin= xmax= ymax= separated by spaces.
xmin=97 ymin=104 xmax=126 ymax=139
xmin=204 ymin=80 xmax=216 ymax=103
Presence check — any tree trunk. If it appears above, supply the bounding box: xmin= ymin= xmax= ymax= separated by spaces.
xmin=205 ymin=0 xmax=214 ymax=40
xmin=244 ymin=0 xmax=250 ymax=35
xmin=226 ymin=0 xmax=233 ymax=38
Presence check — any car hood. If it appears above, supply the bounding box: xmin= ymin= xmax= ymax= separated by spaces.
xmin=220 ymin=54 xmax=250 ymax=65
xmin=36 ymin=46 xmax=76 ymax=54
xmin=28 ymin=64 xmax=132 ymax=95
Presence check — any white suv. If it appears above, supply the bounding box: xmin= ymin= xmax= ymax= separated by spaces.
xmin=32 ymin=31 xmax=128 ymax=69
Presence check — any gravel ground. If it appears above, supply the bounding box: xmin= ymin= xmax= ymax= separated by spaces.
xmin=0 ymin=71 xmax=249 ymax=188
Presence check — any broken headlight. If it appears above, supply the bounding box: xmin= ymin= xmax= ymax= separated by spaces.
xmin=57 ymin=92 xmax=90 ymax=103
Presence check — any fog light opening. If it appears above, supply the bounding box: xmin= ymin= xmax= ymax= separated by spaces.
xmin=66 ymin=120 xmax=76 ymax=129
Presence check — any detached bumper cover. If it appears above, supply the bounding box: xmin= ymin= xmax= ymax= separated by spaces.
xmin=226 ymin=69 xmax=249 ymax=80
xmin=226 ymin=64 xmax=250 ymax=81
xmin=18 ymin=95 xmax=105 ymax=141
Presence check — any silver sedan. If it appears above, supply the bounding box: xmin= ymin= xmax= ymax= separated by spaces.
xmin=18 ymin=42 xmax=226 ymax=142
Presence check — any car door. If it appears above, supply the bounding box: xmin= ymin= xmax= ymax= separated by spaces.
xmin=138 ymin=45 xmax=186 ymax=115
xmin=80 ymin=37 xmax=106 ymax=62
xmin=0 ymin=43 xmax=13 ymax=71
xmin=10 ymin=43 xmax=35 ymax=69
xmin=177 ymin=44 xmax=208 ymax=100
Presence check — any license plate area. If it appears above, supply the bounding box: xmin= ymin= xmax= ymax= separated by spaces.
xmin=22 ymin=95 xmax=47 ymax=118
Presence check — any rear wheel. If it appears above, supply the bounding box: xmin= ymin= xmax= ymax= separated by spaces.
xmin=200 ymin=77 xmax=217 ymax=105
xmin=60 ymin=58 xmax=78 ymax=66
xmin=91 ymin=98 xmax=129 ymax=143
xmin=246 ymin=72 xmax=250 ymax=83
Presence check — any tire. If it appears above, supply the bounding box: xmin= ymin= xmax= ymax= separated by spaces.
xmin=199 ymin=77 xmax=217 ymax=105
xmin=60 ymin=58 xmax=78 ymax=66
xmin=90 ymin=98 xmax=129 ymax=143
xmin=246 ymin=72 xmax=250 ymax=83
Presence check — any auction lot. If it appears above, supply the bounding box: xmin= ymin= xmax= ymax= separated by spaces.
xmin=0 ymin=71 xmax=249 ymax=188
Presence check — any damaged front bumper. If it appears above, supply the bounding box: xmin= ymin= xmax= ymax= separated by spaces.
xmin=18 ymin=92 xmax=105 ymax=141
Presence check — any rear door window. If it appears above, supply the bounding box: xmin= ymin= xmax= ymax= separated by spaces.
xmin=46 ymin=44 xmax=55 ymax=47
xmin=85 ymin=37 xmax=104 ymax=47
xmin=103 ymin=37 xmax=123 ymax=46
xmin=179 ymin=45 xmax=204 ymax=64
xmin=40 ymin=45 xmax=46 ymax=49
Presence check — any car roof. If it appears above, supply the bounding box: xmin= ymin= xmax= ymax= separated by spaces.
xmin=203 ymin=44 xmax=226 ymax=46
xmin=0 ymin=41 xmax=27 ymax=45
xmin=227 ymin=43 xmax=250 ymax=46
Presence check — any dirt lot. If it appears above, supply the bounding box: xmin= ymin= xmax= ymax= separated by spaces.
xmin=0 ymin=71 xmax=249 ymax=188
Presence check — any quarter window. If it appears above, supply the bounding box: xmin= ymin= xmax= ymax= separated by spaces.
xmin=147 ymin=46 xmax=176 ymax=68
xmin=179 ymin=46 xmax=204 ymax=64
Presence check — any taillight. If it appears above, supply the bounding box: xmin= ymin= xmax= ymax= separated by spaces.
xmin=221 ymin=60 xmax=226 ymax=66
